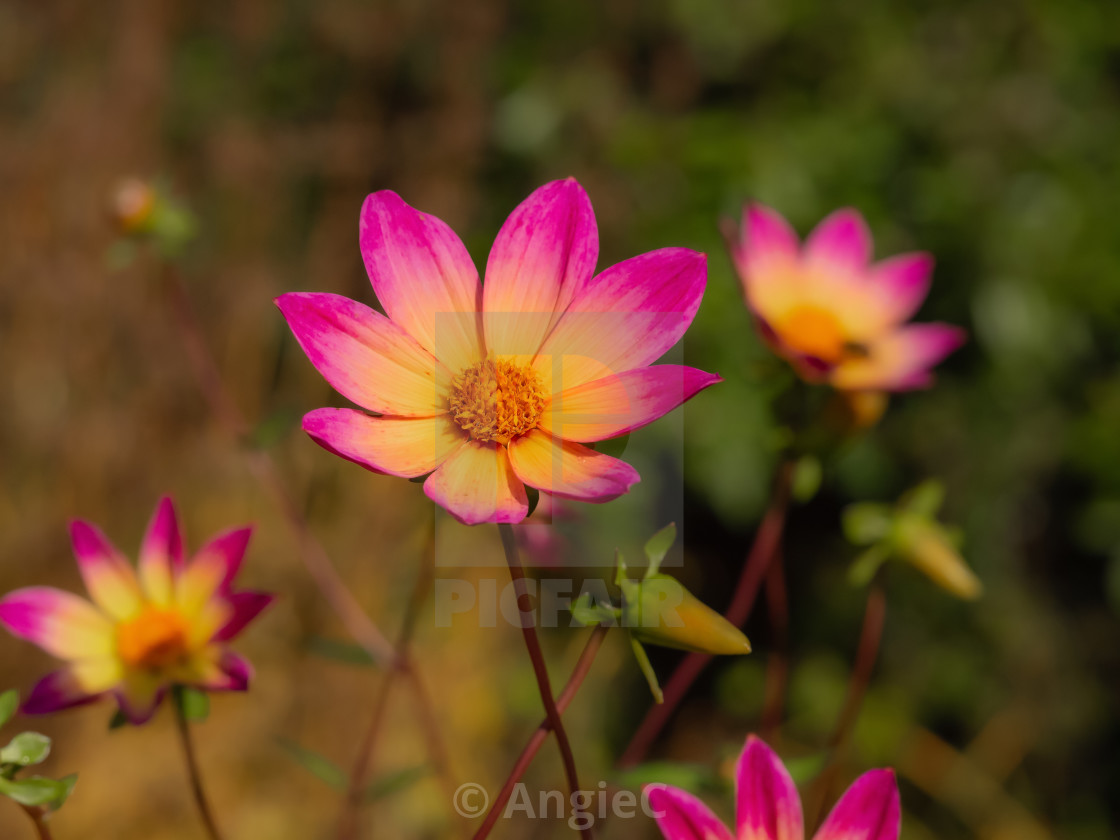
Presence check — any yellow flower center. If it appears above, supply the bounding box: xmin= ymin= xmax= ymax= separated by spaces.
xmin=117 ymin=606 xmax=190 ymax=671
xmin=449 ymin=358 xmax=546 ymax=445
xmin=776 ymin=304 xmax=849 ymax=363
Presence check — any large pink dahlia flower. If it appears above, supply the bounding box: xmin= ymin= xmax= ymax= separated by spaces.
xmin=278 ymin=178 xmax=720 ymax=525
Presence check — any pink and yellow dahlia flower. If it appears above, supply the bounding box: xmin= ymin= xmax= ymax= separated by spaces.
xmin=647 ymin=735 xmax=899 ymax=840
xmin=277 ymin=178 xmax=719 ymax=525
xmin=0 ymin=498 xmax=273 ymax=724
xmin=728 ymin=204 xmax=965 ymax=391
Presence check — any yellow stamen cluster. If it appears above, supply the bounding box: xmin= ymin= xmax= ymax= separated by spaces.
xmin=449 ymin=358 xmax=546 ymax=445
xmin=117 ymin=606 xmax=190 ymax=671
xmin=777 ymin=304 xmax=851 ymax=363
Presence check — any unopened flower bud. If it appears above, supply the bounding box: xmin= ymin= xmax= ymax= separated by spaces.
xmin=625 ymin=575 xmax=751 ymax=655
xmin=110 ymin=177 xmax=157 ymax=234
xmin=895 ymin=514 xmax=982 ymax=600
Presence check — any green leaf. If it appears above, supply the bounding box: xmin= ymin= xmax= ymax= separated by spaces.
xmin=842 ymin=503 xmax=893 ymax=545
xmin=108 ymin=709 xmax=130 ymax=730
xmin=614 ymin=550 xmax=628 ymax=588
xmin=174 ymin=687 xmax=210 ymax=723
xmin=0 ymin=690 xmax=18 ymax=728
xmin=791 ymin=455 xmax=823 ymax=503
xmin=305 ymin=636 xmax=379 ymax=668
xmin=901 ymin=480 xmax=944 ymax=517
xmin=848 ymin=544 xmax=891 ymax=587
xmin=0 ymin=775 xmax=70 ymax=808
xmin=51 ymin=774 xmax=77 ymax=811
xmin=277 ymin=738 xmax=347 ymax=790
xmin=1 ymin=733 xmax=51 ymax=767
xmin=643 ymin=523 xmax=677 ymax=578
xmin=525 ymin=486 xmax=541 ymax=519
xmin=629 ymin=636 xmax=663 ymax=704
xmin=364 ymin=764 xmax=429 ymax=801
xmin=569 ymin=592 xmax=620 ymax=627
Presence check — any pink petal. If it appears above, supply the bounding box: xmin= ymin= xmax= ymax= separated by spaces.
xmin=535 ymin=248 xmax=707 ymax=391
xmin=302 ymin=408 xmax=465 ymax=478
xmin=483 ymin=178 xmax=599 ymax=357
xmin=736 ymin=203 xmax=801 ymax=272
xmin=192 ymin=527 xmax=253 ymax=591
xmin=645 ymin=784 xmax=734 ymax=840
xmin=539 ymin=365 xmax=722 ymax=442
xmin=870 ymin=253 xmax=934 ymax=326
xmin=276 ymin=292 xmax=445 ymax=416
xmin=830 ymin=323 xmax=966 ymax=392
xmin=813 ymin=770 xmax=900 ymax=840
xmin=736 ymin=735 xmax=804 ymax=840
xmin=193 ymin=650 xmax=253 ymax=692
xmin=69 ymin=520 xmax=142 ymax=621
xmin=213 ymin=591 xmax=274 ymax=642
xmin=806 ymin=208 xmax=872 ymax=272
xmin=423 ymin=441 xmax=529 ymax=525
xmin=113 ymin=675 xmax=165 ymax=725
xmin=506 ymin=429 xmax=640 ymax=502
xmin=139 ymin=496 xmax=183 ymax=606
xmin=22 ymin=668 xmax=104 ymax=715
xmin=359 ymin=190 xmax=484 ymax=371
xmin=0 ymin=587 xmax=115 ymax=659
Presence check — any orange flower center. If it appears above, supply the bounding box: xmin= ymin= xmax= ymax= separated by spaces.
xmin=449 ymin=358 xmax=546 ymax=445
xmin=117 ymin=606 xmax=190 ymax=671
xmin=776 ymin=304 xmax=848 ymax=363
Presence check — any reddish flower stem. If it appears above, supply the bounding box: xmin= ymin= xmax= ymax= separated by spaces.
xmin=337 ymin=550 xmax=446 ymax=840
xmin=760 ymin=552 xmax=790 ymax=739
xmin=161 ymin=265 xmax=397 ymax=668
xmin=159 ymin=263 xmax=457 ymax=820
xmin=618 ymin=459 xmax=795 ymax=768
xmin=19 ymin=806 xmax=53 ymax=840
xmin=472 ymin=624 xmax=609 ymax=840
xmin=173 ymin=693 xmax=226 ymax=840
xmin=497 ymin=522 xmax=591 ymax=840
xmin=807 ymin=583 xmax=887 ymax=831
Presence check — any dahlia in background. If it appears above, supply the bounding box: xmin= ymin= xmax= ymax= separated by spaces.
xmin=727 ymin=203 xmax=965 ymax=392
xmin=0 ymin=498 xmax=272 ymax=724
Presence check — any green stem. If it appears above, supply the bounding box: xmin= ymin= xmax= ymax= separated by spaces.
xmin=807 ymin=583 xmax=887 ymax=831
xmin=172 ymin=691 xmax=226 ymax=840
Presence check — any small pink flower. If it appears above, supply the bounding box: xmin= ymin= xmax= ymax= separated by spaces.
xmin=277 ymin=178 xmax=720 ymax=525
xmin=728 ymin=204 xmax=965 ymax=391
xmin=0 ymin=498 xmax=273 ymax=724
xmin=646 ymin=735 xmax=900 ymax=840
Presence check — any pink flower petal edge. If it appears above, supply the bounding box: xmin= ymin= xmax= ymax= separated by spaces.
xmin=359 ymin=190 xmax=483 ymax=370
xmin=806 ymin=207 xmax=872 ymax=271
xmin=645 ymin=784 xmax=735 ymax=840
xmin=736 ymin=735 xmax=804 ymax=840
xmin=815 ymin=769 xmax=900 ymax=840
xmin=483 ymin=178 xmax=599 ymax=357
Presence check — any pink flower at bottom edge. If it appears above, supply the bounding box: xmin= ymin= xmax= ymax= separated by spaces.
xmin=645 ymin=735 xmax=900 ymax=840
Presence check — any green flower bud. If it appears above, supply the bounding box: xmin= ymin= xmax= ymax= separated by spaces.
xmin=624 ymin=574 xmax=751 ymax=655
